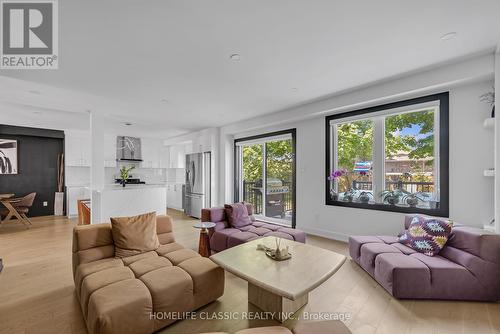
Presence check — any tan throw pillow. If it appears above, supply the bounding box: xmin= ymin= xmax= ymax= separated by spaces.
xmin=110 ymin=211 xmax=160 ymax=258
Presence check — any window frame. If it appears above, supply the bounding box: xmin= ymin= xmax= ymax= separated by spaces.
xmin=325 ymin=92 xmax=449 ymax=217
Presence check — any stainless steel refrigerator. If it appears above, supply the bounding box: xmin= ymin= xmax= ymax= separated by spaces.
xmin=184 ymin=152 xmax=211 ymax=218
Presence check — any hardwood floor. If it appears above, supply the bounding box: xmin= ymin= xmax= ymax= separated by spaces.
xmin=0 ymin=210 xmax=499 ymax=334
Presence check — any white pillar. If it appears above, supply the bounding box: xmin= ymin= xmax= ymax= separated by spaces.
xmin=210 ymin=128 xmax=220 ymax=206
xmin=495 ymin=49 xmax=500 ymax=233
xmin=89 ymin=111 xmax=105 ymax=224
xmin=219 ymin=130 xmax=234 ymax=204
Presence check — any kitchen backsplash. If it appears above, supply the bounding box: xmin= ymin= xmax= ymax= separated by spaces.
xmin=167 ymin=168 xmax=185 ymax=183
xmin=105 ymin=167 xmax=167 ymax=184
xmin=66 ymin=166 xmax=172 ymax=186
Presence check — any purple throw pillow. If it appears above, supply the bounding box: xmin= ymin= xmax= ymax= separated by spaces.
xmin=398 ymin=215 xmax=453 ymax=256
xmin=224 ymin=202 xmax=252 ymax=228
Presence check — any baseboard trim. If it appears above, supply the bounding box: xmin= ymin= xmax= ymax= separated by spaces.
xmin=300 ymin=226 xmax=350 ymax=243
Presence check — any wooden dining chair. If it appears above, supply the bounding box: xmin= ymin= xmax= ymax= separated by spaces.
xmin=0 ymin=192 xmax=37 ymax=226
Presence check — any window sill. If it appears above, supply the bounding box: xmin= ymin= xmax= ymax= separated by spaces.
xmin=325 ymin=199 xmax=449 ymax=217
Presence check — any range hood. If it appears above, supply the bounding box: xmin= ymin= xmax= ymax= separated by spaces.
xmin=116 ymin=136 xmax=142 ymax=162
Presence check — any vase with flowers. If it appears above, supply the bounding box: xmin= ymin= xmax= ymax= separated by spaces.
xmin=327 ymin=169 xmax=344 ymax=201
xmin=328 ymin=169 xmax=356 ymax=202
xmin=119 ymin=165 xmax=135 ymax=187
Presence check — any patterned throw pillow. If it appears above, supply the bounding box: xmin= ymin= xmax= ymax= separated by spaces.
xmin=398 ymin=215 xmax=453 ymax=256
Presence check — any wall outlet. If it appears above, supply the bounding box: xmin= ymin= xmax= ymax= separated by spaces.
xmin=43 ymin=201 xmax=48 ymax=207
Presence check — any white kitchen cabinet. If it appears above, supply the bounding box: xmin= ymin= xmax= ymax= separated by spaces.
xmin=141 ymin=138 xmax=166 ymax=169
xmin=168 ymin=145 xmax=186 ymax=168
xmin=66 ymin=186 xmax=90 ymax=217
xmin=168 ymin=146 xmax=176 ymax=168
xmin=166 ymin=183 xmax=184 ymax=210
xmin=66 ymin=133 xmax=167 ymax=170
xmin=65 ymin=131 xmax=90 ymax=167
xmin=104 ymin=134 xmax=116 ymax=167
xmin=141 ymin=138 xmax=154 ymax=168
xmin=166 ymin=184 xmax=174 ymax=207
xmin=159 ymin=145 xmax=170 ymax=169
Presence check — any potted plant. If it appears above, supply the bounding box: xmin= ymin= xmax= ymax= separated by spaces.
xmin=358 ymin=191 xmax=373 ymax=204
xmin=343 ymin=188 xmax=356 ymax=202
xmin=327 ymin=169 xmax=345 ymax=201
xmin=380 ymin=189 xmax=403 ymax=205
xmin=401 ymin=193 xmax=419 ymax=207
xmin=119 ymin=165 xmax=135 ymax=187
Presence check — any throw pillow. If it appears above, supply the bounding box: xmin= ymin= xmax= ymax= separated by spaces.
xmin=110 ymin=211 xmax=160 ymax=258
xmin=224 ymin=202 xmax=253 ymax=228
xmin=398 ymin=215 xmax=453 ymax=256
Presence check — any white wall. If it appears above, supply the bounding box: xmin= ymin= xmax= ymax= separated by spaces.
xmin=216 ymin=54 xmax=496 ymax=240
xmin=449 ymin=81 xmax=495 ymax=228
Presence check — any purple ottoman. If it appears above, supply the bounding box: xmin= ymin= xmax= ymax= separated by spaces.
xmin=202 ymin=204 xmax=306 ymax=253
xmin=349 ymin=214 xmax=500 ymax=301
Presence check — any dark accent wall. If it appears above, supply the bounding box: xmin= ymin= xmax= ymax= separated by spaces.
xmin=0 ymin=125 xmax=64 ymax=217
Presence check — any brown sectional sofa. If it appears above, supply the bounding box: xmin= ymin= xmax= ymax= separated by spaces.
xmin=72 ymin=215 xmax=225 ymax=334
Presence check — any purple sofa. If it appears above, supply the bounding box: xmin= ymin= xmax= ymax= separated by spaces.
xmin=201 ymin=204 xmax=306 ymax=253
xmin=349 ymin=214 xmax=500 ymax=301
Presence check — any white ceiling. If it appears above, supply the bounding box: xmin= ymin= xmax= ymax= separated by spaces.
xmin=1 ymin=0 xmax=499 ymax=138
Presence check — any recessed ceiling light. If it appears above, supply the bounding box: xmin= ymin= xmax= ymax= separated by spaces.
xmin=440 ymin=32 xmax=457 ymax=41
xmin=124 ymin=122 xmax=132 ymax=126
xmin=229 ymin=54 xmax=241 ymax=61
xmin=28 ymin=90 xmax=41 ymax=95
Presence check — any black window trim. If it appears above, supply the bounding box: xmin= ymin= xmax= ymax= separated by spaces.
xmin=325 ymin=92 xmax=449 ymax=217
xmin=234 ymin=128 xmax=297 ymax=228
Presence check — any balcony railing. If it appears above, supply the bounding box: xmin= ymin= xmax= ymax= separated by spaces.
xmin=242 ymin=181 xmax=293 ymax=216
xmin=352 ymin=180 xmax=434 ymax=193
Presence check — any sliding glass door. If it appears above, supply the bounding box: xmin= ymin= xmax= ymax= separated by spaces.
xmin=235 ymin=129 xmax=296 ymax=227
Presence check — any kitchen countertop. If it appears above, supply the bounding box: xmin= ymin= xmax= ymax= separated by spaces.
xmin=100 ymin=184 xmax=167 ymax=191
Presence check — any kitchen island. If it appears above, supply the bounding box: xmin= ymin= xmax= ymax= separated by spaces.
xmin=91 ymin=184 xmax=167 ymax=223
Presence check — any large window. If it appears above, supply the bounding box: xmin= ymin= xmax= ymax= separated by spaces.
xmin=235 ymin=129 xmax=296 ymax=227
xmin=325 ymin=93 xmax=449 ymax=216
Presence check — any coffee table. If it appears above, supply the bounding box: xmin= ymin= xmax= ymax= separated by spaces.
xmin=210 ymin=236 xmax=346 ymax=322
